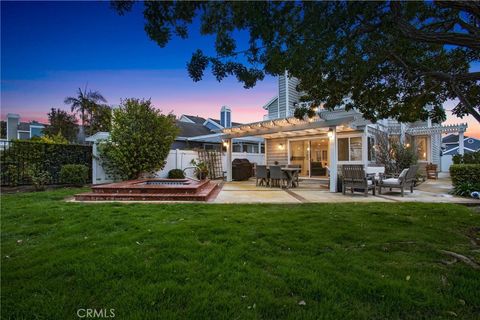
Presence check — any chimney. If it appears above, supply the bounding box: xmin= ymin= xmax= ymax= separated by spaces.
xmin=220 ymin=106 xmax=231 ymax=128
xmin=7 ymin=113 xmax=20 ymax=140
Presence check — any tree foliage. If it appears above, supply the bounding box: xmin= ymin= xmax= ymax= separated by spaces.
xmin=86 ymin=104 xmax=112 ymax=136
xmin=98 ymin=98 xmax=178 ymax=180
xmin=112 ymin=0 xmax=480 ymax=123
xmin=64 ymin=86 xmax=107 ymax=141
xmin=0 ymin=121 xmax=6 ymax=139
xmin=43 ymin=108 xmax=79 ymax=143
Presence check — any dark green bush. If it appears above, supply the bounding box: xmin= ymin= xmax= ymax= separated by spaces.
xmin=168 ymin=169 xmax=185 ymax=179
xmin=450 ymin=164 xmax=480 ymax=196
xmin=452 ymin=150 xmax=480 ymax=164
xmin=1 ymin=140 xmax=91 ymax=186
xmin=60 ymin=164 xmax=89 ymax=186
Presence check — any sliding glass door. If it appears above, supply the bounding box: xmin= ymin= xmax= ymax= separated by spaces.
xmin=289 ymin=140 xmax=309 ymax=176
xmin=289 ymin=137 xmax=329 ymax=178
xmin=310 ymin=138 xmax=329 ymax=177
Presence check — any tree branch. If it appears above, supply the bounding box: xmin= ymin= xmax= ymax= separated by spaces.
xmin=390 ymin=1 xmax=480 ymax=50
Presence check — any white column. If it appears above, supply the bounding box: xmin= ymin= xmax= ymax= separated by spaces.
xmin=226 ymin=138 xmax=233 ymax=182
xmin=329 ymin=127 xmax=337 ymax=192
xmin=92 ymin=142 xmax=98 ymax=184
xmin=264 ymin=139 xmax=268 ymax=165
xmin=362 ymin=127 xmax=368 ymax=167
xmin=459 ymin=131 xmax=465 ymax=155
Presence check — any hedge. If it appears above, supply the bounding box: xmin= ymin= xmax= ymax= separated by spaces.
xmin=450 ymin=164 xmax=480 ymax=196
xmin=0 ymin=140 xmax=92 ymax=186
xmin=60 ymin=164 xmax=90 ymax=186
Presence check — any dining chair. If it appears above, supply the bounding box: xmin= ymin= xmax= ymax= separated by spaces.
xmin=255 ymin=165 xmax=269 ymax=187
xmin=269 ymin=166 xmax=287 ymax=188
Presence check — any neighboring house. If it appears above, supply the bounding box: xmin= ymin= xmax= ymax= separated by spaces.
xmin=222 ymin=72 xmax=468 ymax=191
xmin=4 ymin=113 xmax=46 ymax=140
xmin=440 ymin=134 xmax=480 ymax=171
xmin=442 ymin=134 xmax=480 ymax=156
xmin=176 ymin=106 xmax=264 ymax=154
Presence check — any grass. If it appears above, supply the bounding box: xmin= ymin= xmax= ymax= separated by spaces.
xmin=1 ymin=188 xmax=479 ymax=319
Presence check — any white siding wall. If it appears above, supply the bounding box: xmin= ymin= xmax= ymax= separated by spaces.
xmin=287 ymin=76 xmax=301 ymax=116
xmin=267 ymin=98 xmax=279 ymax=119
xmin=266 ymin=137 xmax=288 ymax=166
xmin=278 ymin=75 xmax=287 ymax=118
xmin=431 ymin=133 xmax=442 ymax=168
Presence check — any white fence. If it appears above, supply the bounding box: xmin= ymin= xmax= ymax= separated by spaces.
xmin=91 ymin=148 xmax=265 ymax=184
xmin=441 ymin=154 xmax=453 ymax=172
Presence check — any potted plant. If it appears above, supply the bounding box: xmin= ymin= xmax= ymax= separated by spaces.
xmin=190 ymin=159 xmax=209 ymax=180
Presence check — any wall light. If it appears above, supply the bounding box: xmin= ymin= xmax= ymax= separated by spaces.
xmin=222 ymin=141 xmax=229 ymax=148
xmin=405 ymin=143 xmax=410 ymax=147
xmin=278 ymin=143 xmax=284 ymax=150
xmin=327 ymin=128 xmax=334 ymax=139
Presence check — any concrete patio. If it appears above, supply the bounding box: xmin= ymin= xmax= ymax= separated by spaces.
xmin=213 ymin=174 xmax=479 ymax=205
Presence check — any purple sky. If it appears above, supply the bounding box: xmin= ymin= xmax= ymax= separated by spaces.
xmin=1 ymin=1 xmax=478 ymax=137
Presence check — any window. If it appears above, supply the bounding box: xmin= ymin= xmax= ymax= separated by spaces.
xmin=416 ymin=136 xmax=428 ymax=161
xmin=338 ymin=136 xmax=363 ymax=162
xmin=233 ymin=144 xmax=242 ymax=152
xmin=338 ymin=138 xmax=349 ymax=161
xmin=30 ymin=126 xmax=43 ymax=138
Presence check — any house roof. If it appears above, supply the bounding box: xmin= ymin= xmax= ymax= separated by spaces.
xmin=443 ymin=134 xmax=461 ymax=144
xmin=210 ymin=119 xmax=243 ymax=127
xmin=176 ymin=120 xmax=213 ymax=138
xmin=181 ymin=115 xmax=207 ymax=125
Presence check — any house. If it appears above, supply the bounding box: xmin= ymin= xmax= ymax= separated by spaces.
xmin=222 ymin=72 xmax=468 ymax=192
xmin=440 ymin=134 xmax=480 ymax=171
xmin=4 ymin=113 xmax=46 ymax=140
xmin=175 ymin=106 xmax=264 ymax=153
xmin=442 ymin=134 xmax=480 ymax=156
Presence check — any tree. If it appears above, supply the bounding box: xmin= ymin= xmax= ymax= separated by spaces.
xmin=64 ymin=86 xmax=107 ymax=141
xmin=85 ymin=104 xmax=112 ymax=136
xmin=98 ymin=98 xmax=178 ymax=180
xmin=112 ymin=1 xmax=480 ymax=124
xmin=0 ymin=121 xmax=6 ymax=139
xmin=43 ymin=108 xmax=78 ymax=143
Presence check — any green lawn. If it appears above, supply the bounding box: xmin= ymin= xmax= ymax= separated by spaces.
xmin=1 ymin=189 xmax=479 ymax=319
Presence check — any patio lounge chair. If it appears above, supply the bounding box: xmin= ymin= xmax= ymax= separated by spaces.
xmin=269 ymin=165 xmax=287 ymax=188
xmin=378 ymin=165 xmax=419 ymax=197
xmin=255 ymin=165 xmax=269 ymax=187
xmin=341 ymin=165 xmax=375 ymax=197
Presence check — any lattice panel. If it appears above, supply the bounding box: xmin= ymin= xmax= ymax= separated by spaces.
xmin=198 ymin=150 xmax=224 ymax=180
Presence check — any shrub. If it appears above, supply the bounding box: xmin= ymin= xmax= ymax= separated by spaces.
xmin=28 ymin=165 xmax=51 ymax=191
xmin=60 ymin=164 xmax=89 ymax=186
xmin=168 ymin=169 xmax=185 ymax=179
xmin=452 ymin=150 xmax=480 ymax=164
xmin=450 ymin=164 xmax=480 ymax=196
xmin=98 ymin=98 xmax=178 ymax=180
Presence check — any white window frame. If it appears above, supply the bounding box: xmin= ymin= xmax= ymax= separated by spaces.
xmin=287 ymin=134 xmax=329 ymax=178
xmin=337 ymin=133 xmax=364 ymax=164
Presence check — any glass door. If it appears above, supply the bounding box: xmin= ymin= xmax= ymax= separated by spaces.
xmin=289 ymin=140 xmax=309 ymax=176
xmin=310 ymin=138 xmax=329 ymax=177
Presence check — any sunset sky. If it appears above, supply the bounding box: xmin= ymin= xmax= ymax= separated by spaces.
xmin=1 ymin=1 xmax=478 ymax=138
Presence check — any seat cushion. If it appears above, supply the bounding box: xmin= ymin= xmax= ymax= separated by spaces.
xmin=398 ymin=168 xmax=409 ymax=180
xmin=381 ymin=178 xmax=400 ymax=186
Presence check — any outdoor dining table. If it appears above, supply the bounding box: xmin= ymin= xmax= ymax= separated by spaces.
xmin=265 ymin=166 xmax=301 ymax=188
